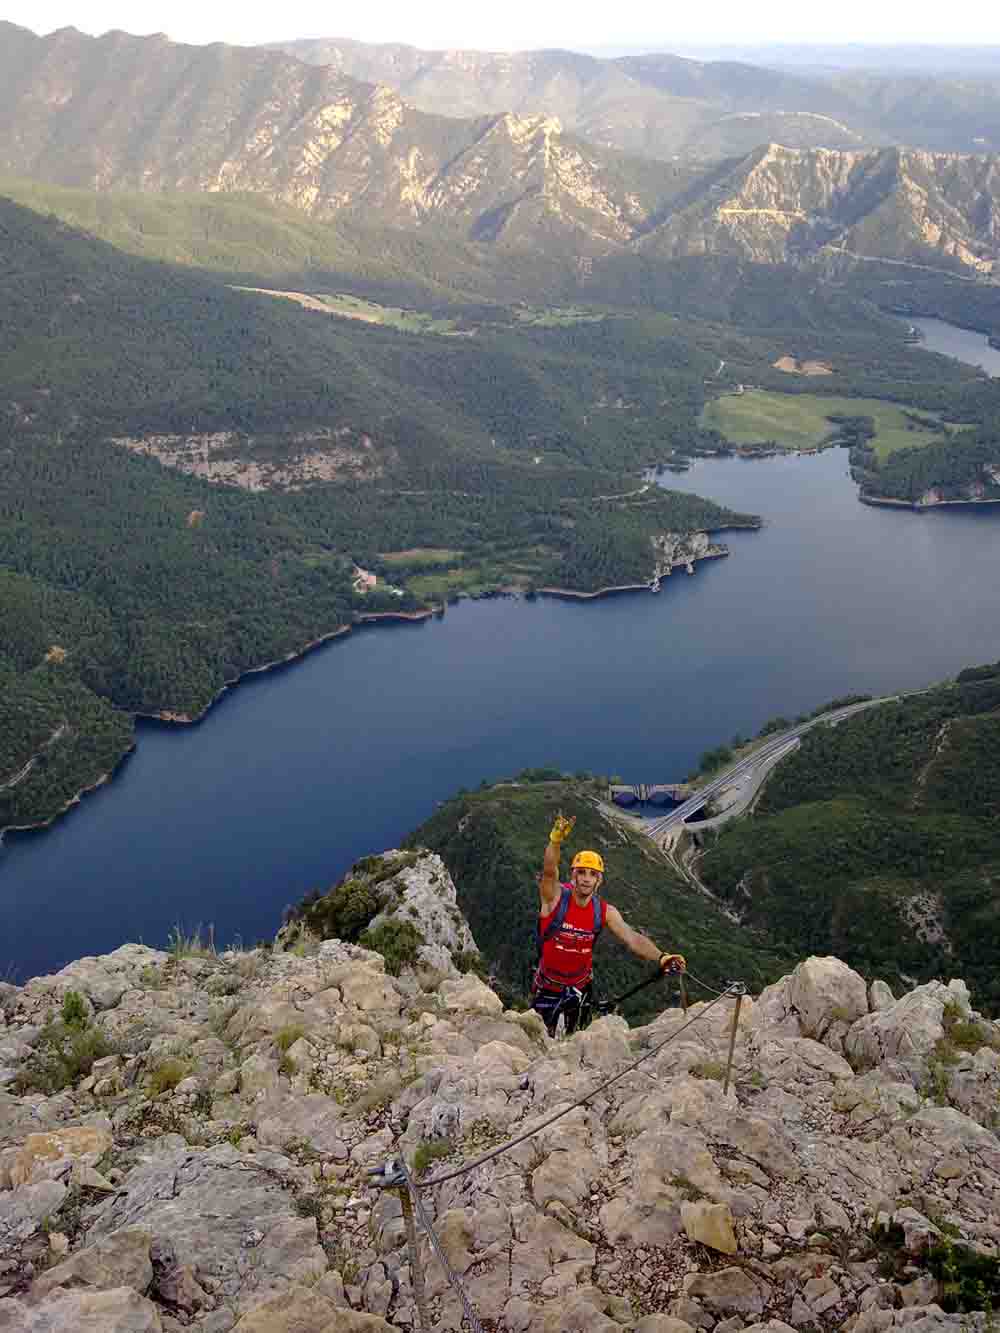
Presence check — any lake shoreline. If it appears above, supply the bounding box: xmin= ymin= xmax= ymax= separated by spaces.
xmin=1 ymin=614 xmax=439 ymax=842
xmin=860 ymin=493 xmax=1000 ymax=511
xmin=0 ymin=744 xmax=136 ymax=846
xmin=0 ymin=532 xmax=742 ymax=844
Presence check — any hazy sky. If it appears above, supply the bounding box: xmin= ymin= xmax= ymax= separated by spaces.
xmin=6 ymin=0 xmax=1000 ymax=51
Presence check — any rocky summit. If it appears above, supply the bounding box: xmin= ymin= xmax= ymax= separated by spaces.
xmin=1 ymin=854 xmax=1000 ymax=1331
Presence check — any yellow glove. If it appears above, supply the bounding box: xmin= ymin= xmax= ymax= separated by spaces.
xmin=548 ymin=813 xmax=576 ymax=845
xmin=659 ymin=953 xmax=687 ymax=975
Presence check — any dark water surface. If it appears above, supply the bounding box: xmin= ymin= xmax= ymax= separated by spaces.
xmin=910 ymin=317 xmax=1000 ymax=376
xmin=4 ymin=449 xmax=1000 ymax=980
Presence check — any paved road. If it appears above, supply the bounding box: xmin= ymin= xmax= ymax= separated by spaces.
xmin=645 ymin=697 xmax=896 ymax=839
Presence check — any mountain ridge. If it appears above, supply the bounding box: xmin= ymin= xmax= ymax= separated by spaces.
xmin=3 ymin=23 xmax=1000 ymax=275
xmin=275 ymin=33 xmax=1000 ymax=157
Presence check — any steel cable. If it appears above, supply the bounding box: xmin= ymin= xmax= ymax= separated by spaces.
xmin=415 ymin=981 xmax=739 ymax=1189
xmin=399 ymin=1155 xmax=486 ymax=1333
xmin=683 ymin=969 xmax=738 ymax=1000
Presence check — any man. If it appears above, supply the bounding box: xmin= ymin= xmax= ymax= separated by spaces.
xmin=531 ymin=813 xmax=686 ymax=1037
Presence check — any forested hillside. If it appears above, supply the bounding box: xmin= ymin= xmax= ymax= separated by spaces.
xmin=699 ymin=672 xmax=1000 ymax=1011
xmin=3 ymin=150 xmax=1000 ymax=834
xmin=410 ymin=777 xmax=791 ymax=1021
xmin=0 ymin=196 xmax=764 ymax=833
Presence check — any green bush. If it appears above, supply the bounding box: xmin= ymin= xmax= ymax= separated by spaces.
xmin=275 ymin=1024 xmax=306 ymax=1053
xmin=412 ymin=1138 xmax=454 ymax=1175
xmin=61 ymin=990 xmax=88 ymax=1030
xmin=928 ymin=1237 xmax=1000 ymax=1312
xmin=451 ymin=949 xmax=487 ymax=977
xmin=14 ymin=1021 xmax=115 ymax=1095
xmin=359 ymin=921 xmax=425 ymax=977
xmin=147 ymin=1058 xmax=192 ymax=1096
xmin=304 ymin=878 xmax=379 ymax=942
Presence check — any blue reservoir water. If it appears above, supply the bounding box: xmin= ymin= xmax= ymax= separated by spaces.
xmin=911 ymin=317 xmax=1000 ymax=376
xmin=4 ymin=448 xmax=1000 ymax=980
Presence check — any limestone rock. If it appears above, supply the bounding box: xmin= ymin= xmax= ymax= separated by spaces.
xmin=681 ymin=1200 xmax=738 ymax=1254
xmin=682 ymin=1269 xmax=771 ymax=1316
xmin=11 ymin=1125 xmax=113 ymax=1187
xmin=892 ymin=1206 xmax=942 ymax=1255
xmin=239 ymin=1053 xmax=281 ymax=1100
xmin=845 ymin=980 xmax=970 ymax=1087
xmin=87 ymin=1145 xmax=326 ymax=1312
xmin=753 ymin=956 xmax=867 ymax=1050
xmin=34 ymin=1227 xmax=154 ymax=1300
xmin=438 ymin=974 xmax=502 ymax=1015
xmin=256 ymin=1093 xmax=346 ymax=1155
xmin=0 ymin=1178 xmax=66 ymax=1247
xmin=0 ymin=1285 xmax=163 ymax=1330
xmin=362 ymin=850 xmax=479 ymax=975
xmin=535 ymin=1285 xmax=631 ymax=1331
xmin=335 ymin=967 xmax=402 ymax=1014
xmin=7 ymin=934 xmax=1000 ymax=1333
xmin=25 ymin=944 xmax=167 ymax=1011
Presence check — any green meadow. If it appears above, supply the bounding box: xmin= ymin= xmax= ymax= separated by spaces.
xmin=702 ymin=389 xmax=956 ymax=461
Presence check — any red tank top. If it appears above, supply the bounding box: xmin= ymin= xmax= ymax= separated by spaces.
xmin=538 ymin=888 xmax=608 ymax=988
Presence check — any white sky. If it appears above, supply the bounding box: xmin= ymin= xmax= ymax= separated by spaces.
xmin=4 ymin=0 xmax=1000 ymax=51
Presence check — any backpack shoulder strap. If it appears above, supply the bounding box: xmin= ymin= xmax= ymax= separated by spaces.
xmin=540 ymin=886 xmax=572 ymax=946
xmin=592 ymin=895 xmax=604 ymax=939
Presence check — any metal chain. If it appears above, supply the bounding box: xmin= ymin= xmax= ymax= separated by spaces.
xmin=416 ymin=981 xmax=739 ymax=1188
xmin=398 ymin=1156 xmax=487 ymax=1333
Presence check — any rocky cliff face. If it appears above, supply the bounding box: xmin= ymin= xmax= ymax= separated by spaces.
xmin=638 ymin=146 xmax=1000 ymax=274
xmin=2 ymin=24 xmax=999 ymax=273
xmin=2 ymin=855 xmax=999 ymax=1333
xmin=0 ymin=22 xmax=664 ymax=251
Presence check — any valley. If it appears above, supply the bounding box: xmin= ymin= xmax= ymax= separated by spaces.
xmin=1 ymin=19 xmax=1000 ymax=989
xmin=3 ymin=21 xmax=1000 ymax=1333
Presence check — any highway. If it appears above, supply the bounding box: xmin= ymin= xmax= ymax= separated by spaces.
xmin=645 ymin=696 xmax=896 ymax=840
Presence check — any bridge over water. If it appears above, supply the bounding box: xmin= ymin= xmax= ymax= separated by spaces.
xmin=608 ymin=783 xmax=691 ymax=808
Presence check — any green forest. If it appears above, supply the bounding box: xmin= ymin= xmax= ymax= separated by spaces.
xmin=698 ymin=674 xmax=1000 ymax=1011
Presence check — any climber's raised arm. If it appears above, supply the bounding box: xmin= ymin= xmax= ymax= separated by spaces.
xmin=540 ymin=813 xmax=575 ymax=913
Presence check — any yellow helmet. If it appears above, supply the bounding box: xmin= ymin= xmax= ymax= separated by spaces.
xmin=571 ymin=850 xmax=605 ymax=873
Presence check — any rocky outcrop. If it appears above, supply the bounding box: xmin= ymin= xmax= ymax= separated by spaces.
xmin=275 ymin=849 xmax=479 ymax=977
xmin=1 ymin=939 xmax=999 ymax=1332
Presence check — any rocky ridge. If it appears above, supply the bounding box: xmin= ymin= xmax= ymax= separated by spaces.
xmin=2 ymin=24 xmax=1000 ymax=273
xmin=2 ymin=859 xmax=999 ymax=1332
xmin=274 ymin=38 xmax=1000 ymax=160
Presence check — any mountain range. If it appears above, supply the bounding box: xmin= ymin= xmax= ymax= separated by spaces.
xmin=2 ymin=23 xmax=999 ymax=277
xmin=276 ymin=35 xmax=1000 ymax=158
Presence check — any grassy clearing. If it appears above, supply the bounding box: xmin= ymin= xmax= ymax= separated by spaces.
xmin=515 ymin=306 xmax=607 ymax=327
xmin=702 ymin=390 xmax=952 ymax=461
xmin=316 ymin=293 xmax=461 ymax=335
xmin=405 ymin=550 xmax=550 ymax=602
xmin=378 ymin=548 xmax=463 ymax=565
xmin=249 ymin=291 xmax=608 ymax=336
